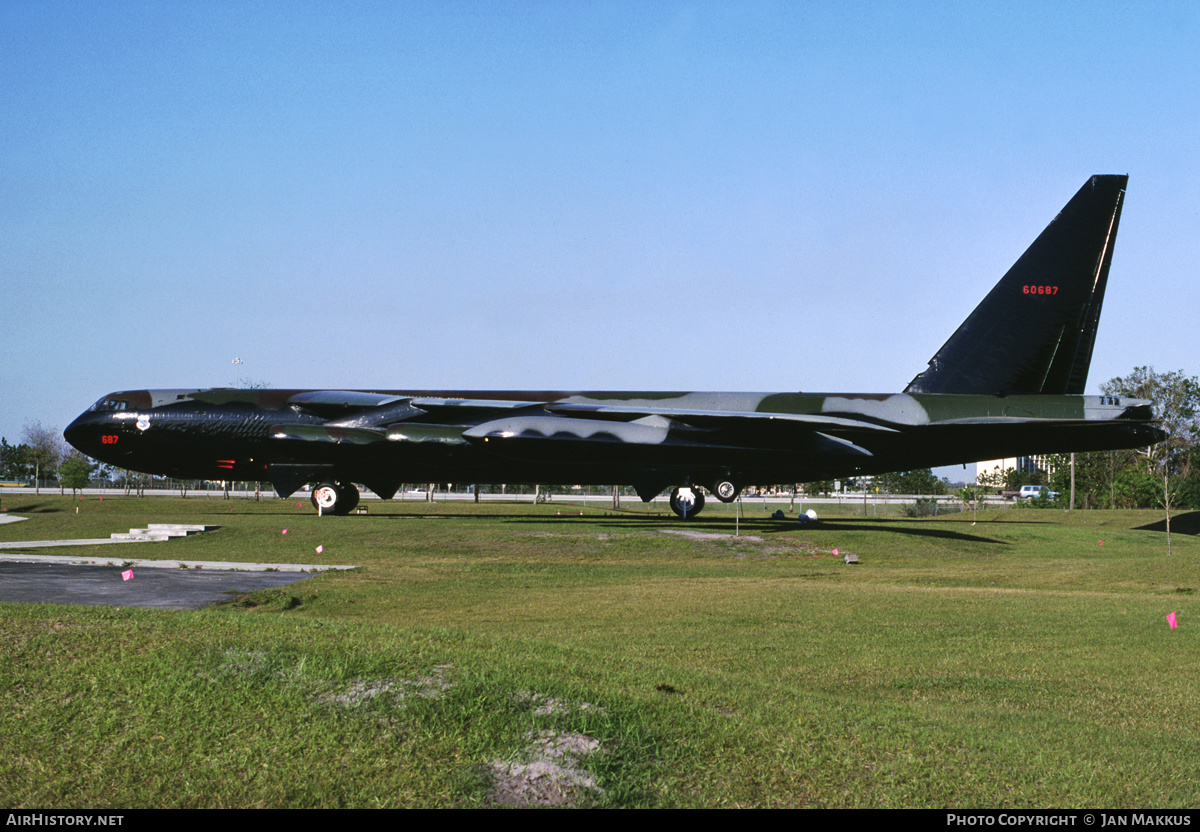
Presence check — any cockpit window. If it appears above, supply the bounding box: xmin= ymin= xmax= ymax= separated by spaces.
xmin=89 ymin=398 xmax=130 ymax=412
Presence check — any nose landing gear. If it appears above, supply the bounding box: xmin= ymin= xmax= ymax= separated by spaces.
xmin=311 ymin=481 xmax=360 ymax=515
xmin=668 ymin=478 xmax=741 ymax=519
xmin=668 ymin=486 xmax=706 ymax=519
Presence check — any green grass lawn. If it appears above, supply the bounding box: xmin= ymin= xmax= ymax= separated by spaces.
xmin=2 ymin=495 xmax=1197 ymax=807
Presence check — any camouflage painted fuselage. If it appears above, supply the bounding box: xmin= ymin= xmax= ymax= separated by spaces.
xmin=65 ymin=387 xmax=1163 ymax=500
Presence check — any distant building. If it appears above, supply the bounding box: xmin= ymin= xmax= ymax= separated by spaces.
xmin=976 ymin=455 xmax=1056 ymax=484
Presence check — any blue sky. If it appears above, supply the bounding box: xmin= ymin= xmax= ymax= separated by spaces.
xmin=3 ymin=1 xmax=1198 ymax=460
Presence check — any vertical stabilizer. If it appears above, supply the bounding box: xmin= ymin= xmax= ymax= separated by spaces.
xmin=905 ymin=175 xmax=1127 ymax=395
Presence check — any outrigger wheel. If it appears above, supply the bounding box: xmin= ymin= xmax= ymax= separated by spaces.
xmin=711 ymin=480 xmax=740 ymax=503
xmin=668 ymin=486 xmax=706 ymax=519
xmin=311 ymin=480 xmax=360 ymax=515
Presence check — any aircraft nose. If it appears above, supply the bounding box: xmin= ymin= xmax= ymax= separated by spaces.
xmin=64 ymin=411 xmax=109 ymax=457
xmin=63 ymin=414 xmax=87 ymax=451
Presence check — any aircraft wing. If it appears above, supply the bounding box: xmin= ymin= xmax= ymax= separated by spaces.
xmin=271 ymin=422 xmax=470 ymax=445
xmin=269 ymin=393 xmax=898 ymax=457
xmin=409 ymin=397 xmax=554 ymax=412
xmin=544 ymin=401 xmax=900 ymax=432
xmin=288 ymin=392 xmax=544 ymax=428
xmin=271 ymin=424 xmax=389 ymax=444
xmin=272 ymin=393 xmax=1154 ymax=463
xmin=459 ymin=402 xmax=897 ymax=459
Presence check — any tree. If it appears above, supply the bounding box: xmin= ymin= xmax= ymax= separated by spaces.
xmin=1102 ymin=367 xmax=1200 ymax=552
xmin=1049 ymin=452 xmax=1113 ymax=509
xmin=58 ymin=451 xmax=94 ymax=496
xmin=1102 ymin=367 xmax=1200 ymax=473
xmin=959 ymin=484 xmax=982 ymax=522
xmin=1042 ymin=369 xmax=1200 ymax=514
xmin=1178 ymin=447 xmax=1200 ymax=509
xmin=976 ymin=465 xmax=1010 ymax=494
xmin=21 ymin=422 xmax=65 ymax=494
xmin=877 ymin=469 xmax=948 ymax=495
xmin=1 ymin=437 xmax=31 ymax=482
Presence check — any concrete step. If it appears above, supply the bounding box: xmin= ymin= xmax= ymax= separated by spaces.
xmin=111 ymin=531 xmax=171 ymax=541
xmin=147 ymin=524 xmax=220 ymax=534
xmin=110 ymin=524 xmax=219 ymax=542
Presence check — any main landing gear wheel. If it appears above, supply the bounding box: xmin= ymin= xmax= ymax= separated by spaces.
xmin=669 ymin=486 xmax=706 ymax=519
xmin=311 ymin=481 xmax=360 ymax=515
xmin=711 ymin=480 xmax=740 ymax=503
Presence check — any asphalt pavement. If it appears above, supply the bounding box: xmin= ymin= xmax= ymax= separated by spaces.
xmin=0 ymin=513 xmax=354 ymax=610
xmin=0 ymin=560 xmax=320 ymax=610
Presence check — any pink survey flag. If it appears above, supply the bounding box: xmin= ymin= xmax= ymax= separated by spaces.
xmin=832 ymin=548 xmax=839 ymax=556
xmin=316 ymin=545 xmax=324 ymax=554
xmin=282 ymin=529 xmax=288 ymax=535
xmin=122 ymin=569 xmax=134 ymax=581
xmin=1168 ymin=612 xmax=1178 ymax=630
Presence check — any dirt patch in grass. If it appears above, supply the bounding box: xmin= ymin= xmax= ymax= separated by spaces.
xmin=318 ymin=664 xmax=454 ymax=707
xmin=660 ymin=529 xmax=763 ymax=543
xmin=659 ymin=528 xmax=832 ymax=560
xmin=488 ymin=729 xmax=604 ymax=807
xmin=514 ymin=690 xmax=605 ymax=717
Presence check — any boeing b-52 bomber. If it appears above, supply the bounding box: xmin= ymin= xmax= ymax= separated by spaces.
xmin=66 ymin=175 xmax=1165 ymax=518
